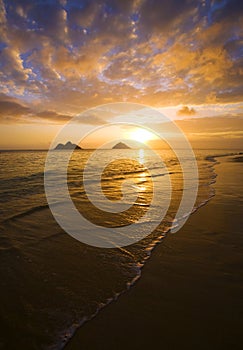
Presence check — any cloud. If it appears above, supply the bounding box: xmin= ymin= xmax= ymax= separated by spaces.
xmin=77 ymin=112 xmax=108 ymax=125
xmin=139 ymin=0 xmax=197 ymax=33
xmin=187 ymin=130 xmax=243 ymax=139
xmin=0 ymin=96 xmax=32 ymax=122
xmin=0 ymin=0 xmax=242 ymax=122
xmin=0 ymin=98 xmax=71 ymax=124
xmin=176 ymin=116 xmax=243 ymax=134
xmin=0 ymin=99 xmax=30 ymax=116
xmin=35 ymin=110 xmax=71 ymax=123
xmin=177 ymin=106 xmax=197 ymax=116
xmin=0 ymin=95 xmax=107 ymax=124
xmin=210 ymin=0 xmax=243 ymax=22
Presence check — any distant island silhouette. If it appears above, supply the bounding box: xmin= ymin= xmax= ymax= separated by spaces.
xmin=53 ymin=141 xmax=132 ymax=150
xmin=112 ymin=142 xmax=131 ymax=149
xmin=54 ymin=141 xmax=82 ymax=150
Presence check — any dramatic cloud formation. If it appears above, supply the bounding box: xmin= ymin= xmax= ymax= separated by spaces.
xmin=0 ymin=0 xmax=242 ymax=126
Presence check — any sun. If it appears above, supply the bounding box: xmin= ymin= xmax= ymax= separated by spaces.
xmin=129 ymin=128 xmax=156 ymax=144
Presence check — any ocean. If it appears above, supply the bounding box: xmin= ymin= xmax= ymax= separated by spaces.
xmin=0 ymin=149 xmax=231 ymax=349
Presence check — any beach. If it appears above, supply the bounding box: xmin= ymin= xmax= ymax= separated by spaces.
xmin=1 ymin=1 xmax=243 ymax=349
xmin=0 ymin=151 xmax=242 ymax=349
xmin=0 ymin=149 xmax=211 ymax=349
xmin=65 ymin=154 xmax=243 ymax=350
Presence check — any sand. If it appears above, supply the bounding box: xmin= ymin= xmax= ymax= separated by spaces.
xmin=65 ymin=156 xmax=243 ymax=350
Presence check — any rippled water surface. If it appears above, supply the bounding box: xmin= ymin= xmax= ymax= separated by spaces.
xmin=0 ymin=149 xmax=224 ymax=349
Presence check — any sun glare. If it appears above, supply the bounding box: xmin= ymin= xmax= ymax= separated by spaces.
xmin=129 ymin=128 xmax=156 ymax=144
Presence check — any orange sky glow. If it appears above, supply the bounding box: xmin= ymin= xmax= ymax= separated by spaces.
xmin=0 ymin=0 xmax=242 ymax=150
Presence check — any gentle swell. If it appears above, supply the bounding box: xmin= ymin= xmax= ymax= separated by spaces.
xmin=58 ymin=153 xmax=232 ymax=350
xmin=1 ymin=151 xmax=240 ymax=350
xmin=1 ymin=204 xmax=49 ymax=224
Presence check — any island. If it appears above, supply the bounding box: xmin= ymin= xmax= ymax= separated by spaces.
xmin=112 ymin=142 xmax=131 ymax=149
xmin=54 ymin=141 xmax=82 ymax=150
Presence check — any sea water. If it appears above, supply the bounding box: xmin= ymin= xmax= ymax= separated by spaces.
xmin=0 ymin=149 xmax=229 ymax=349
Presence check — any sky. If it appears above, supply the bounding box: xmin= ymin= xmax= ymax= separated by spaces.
xmin=0 ymin=0 xmax=242 ymax=149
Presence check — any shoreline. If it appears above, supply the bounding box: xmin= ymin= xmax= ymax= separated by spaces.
xmin=59 ymin=154 xmax=217 ymax=350
xmin=65 ymin=154 xmax=243 ymax=350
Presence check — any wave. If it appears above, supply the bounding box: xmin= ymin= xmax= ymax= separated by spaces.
xmin=1 ymin=204 xmax=49 ymax=223
xmin=1 ymin=150 xmax=240 ymax=350
xmin=205 ymin=151 xmax=243 ymax=162
xmin=58 ymin=151 xmax=242 ymax=350
xmin=0 ymin=171 xmax=44 ymax=185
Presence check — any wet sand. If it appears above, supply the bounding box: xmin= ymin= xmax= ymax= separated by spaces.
xmin=65 ymin=155 xmax=243 ymax=350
